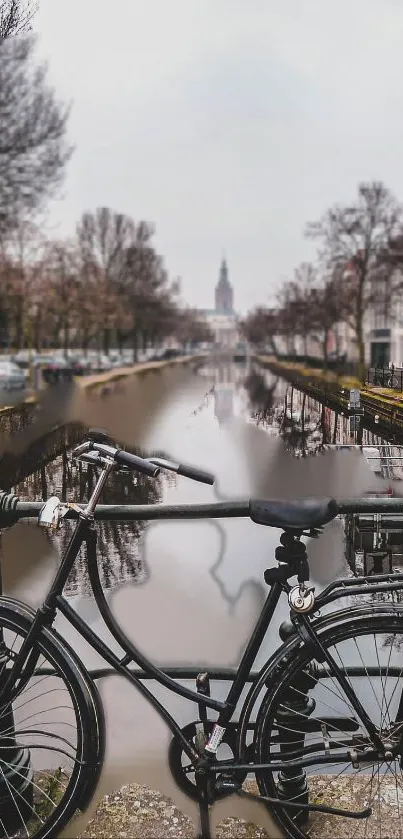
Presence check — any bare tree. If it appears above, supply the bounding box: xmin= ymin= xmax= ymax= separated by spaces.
xmin=173 ymin=307 xmax=213 ymax=350
xmin=275 ymin=266 xmax=319 ymax=357
xmin=0 ymin=0 xmax=37 ymax=41
xmin=240 ymin=307 xmax=279 ymax=354
xmin=42 ymin=240 xmax=80 ymax=356
xmin=284 ymin=262 xmax=317 ymax=356
xmin=77 ymin=208 xmax=136 ymax=275
xmin=309 ymin=269 xmax=346 ymax=366
xmin=76 ymin=211 xmax=181 ymax=357
xmin=306 ymin=181 xmax=403 ymax=380
xmin=123 ymin=222 xmax=172 ymax=360
xmin=0 ymin=24 xmax=73 ymax=235
xmin=76 ymin=208 xmax=136 ymax=352
xmin=0 ymin=218 xmax=44 ymax=349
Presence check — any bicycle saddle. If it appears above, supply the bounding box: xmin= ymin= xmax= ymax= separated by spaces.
xmin=249 ymin=497 xmax=339 ymax=530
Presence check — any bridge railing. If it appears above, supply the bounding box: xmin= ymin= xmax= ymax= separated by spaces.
xmin=0 ymin=491 xmax=402 ymax=527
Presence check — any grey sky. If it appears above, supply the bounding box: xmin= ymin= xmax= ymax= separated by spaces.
xmin=34 ymin=0 xmax=403 ymax=314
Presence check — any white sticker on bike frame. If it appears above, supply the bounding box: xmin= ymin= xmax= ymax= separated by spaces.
xmin=205 ymin=724 xmax=226 ymax=754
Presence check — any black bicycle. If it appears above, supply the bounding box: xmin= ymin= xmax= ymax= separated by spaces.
xmin=1 ymin=428 xmax=403 ymax=839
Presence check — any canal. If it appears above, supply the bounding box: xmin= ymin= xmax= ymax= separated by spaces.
xmin=3 ymin=359 xmax=403 ymax=836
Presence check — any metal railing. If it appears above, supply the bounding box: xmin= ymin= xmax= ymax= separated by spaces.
xmin=0 ymin=491 xmax=403 ymax=527
xmin=366 ymin=367 xmax=403 ymax=391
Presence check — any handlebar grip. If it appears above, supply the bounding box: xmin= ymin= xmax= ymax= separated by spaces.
xmin=177 ymin=463 xmax=215 ymax=485
xmin=114 ymin=449 xmax=160 ymax=478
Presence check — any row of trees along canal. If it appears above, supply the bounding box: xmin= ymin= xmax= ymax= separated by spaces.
xmin=0 ymin=1 xmax=212 ymax=358
xmin=241 ymin=180 xmax=403 ymax=382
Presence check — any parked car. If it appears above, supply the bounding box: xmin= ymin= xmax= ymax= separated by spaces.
xmin=99 ymin=354 xmax=113 ymax=372
xmin=149 ymin=348 xmax=166 ymax=361
xmin=68 ymin=356 xmax=91 ymax=376
xmin=0 ymin=360 xmax=27 ymax=391
xmin=160 ymin=348 xmax=181 ymax=360
xmin=40 ymin=356 xmax=74 ymax=385
xmin=108 ymin=353 xmax=125 ymax=368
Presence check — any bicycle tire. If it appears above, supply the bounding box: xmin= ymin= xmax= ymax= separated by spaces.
xmin=254 ymin=608 xmax=403 ymax=839
xmin=0 ymin=597 xmax=105 ymax=839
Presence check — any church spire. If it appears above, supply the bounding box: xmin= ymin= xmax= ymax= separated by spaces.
xmin=215 ymin=257 xmax=233 ymax=313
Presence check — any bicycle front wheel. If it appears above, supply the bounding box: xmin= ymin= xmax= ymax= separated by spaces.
xmin=254 ymin=609 xmax=403 ymax=838
xmin=0 ymin=599 xmax=104 ymax=839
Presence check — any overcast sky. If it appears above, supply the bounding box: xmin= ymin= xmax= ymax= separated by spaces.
xmin=34 ymin=0 xmax=403 ymax=314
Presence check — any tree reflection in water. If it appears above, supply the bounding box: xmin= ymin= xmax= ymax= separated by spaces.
xmin=242 ymin=370 xmax=403 ymax=621
xmin=243 ymin=372 xmax=326 ymax=456
xmin=12 ymin=436 xmax=173 ymax=596
xmin=243 ymin=371 xmax=278 ymax=428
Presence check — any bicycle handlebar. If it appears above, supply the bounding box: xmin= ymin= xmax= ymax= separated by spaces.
xmin=177 ymin=462 xmax=215 ymax=485
xmin=148 ymin=457 xmax=215 ymax=485
xmin=72 ymin=440 xmax=160 ymax=477
xmin=114 ymin=448 xmax=160 ymax=478
xmin=72 ymin=438 xmax=215 ymax=485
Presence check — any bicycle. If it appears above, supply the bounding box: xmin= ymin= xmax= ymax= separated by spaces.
xmin=1 ymin=428 xmax=403 ymax=838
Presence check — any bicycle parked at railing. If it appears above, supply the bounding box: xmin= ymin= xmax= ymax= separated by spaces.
xmin=1 ymin=428 xmax=403 ymax=838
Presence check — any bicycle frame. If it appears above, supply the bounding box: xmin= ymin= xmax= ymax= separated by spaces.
xmin=1 ymin=461 xmax=288 ymax=766
xmin=3 ymin=459 xmax=403 ymax=774
xmin=63 ymin=532 xmax=286 ymax=764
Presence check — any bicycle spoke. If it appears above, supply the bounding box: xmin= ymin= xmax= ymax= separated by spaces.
xmin=255 ymin=614 xmax=403 ymax=838
xmin=0 ymin=610 xmax=100 ymax=838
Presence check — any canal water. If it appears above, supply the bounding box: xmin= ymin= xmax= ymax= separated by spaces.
xmin=1 ymin=359 xmax=401 ymax=836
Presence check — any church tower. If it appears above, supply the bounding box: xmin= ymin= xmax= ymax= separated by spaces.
xmin=215 ymin=258 xmax=233 ymax=313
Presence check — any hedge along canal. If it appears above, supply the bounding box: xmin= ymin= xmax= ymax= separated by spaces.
xmin=255 ymin=354 xmax=403 ymax=443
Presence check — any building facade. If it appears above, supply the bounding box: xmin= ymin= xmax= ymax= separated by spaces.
xmin=364 ymin=275 xmax=403 ymax=368
xmin=199 ymin=259 xmax=239 ymax=349
xmin=272 ymin=264 xmax=403 ymax=369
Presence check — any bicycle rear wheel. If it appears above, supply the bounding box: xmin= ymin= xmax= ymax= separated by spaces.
xmin=254 ymin=609 xmax=403 ymax=838
xmin=0 ymin=599 xmax=104 ymax=838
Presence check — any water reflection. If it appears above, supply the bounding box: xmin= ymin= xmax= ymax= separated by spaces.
xmin=8 ymin=361 xmax=403 ymax=606
xmin=5 ymin=360 xmax=403 ymax=837
xmin=242 ymin=372 xmax=338 ymax=455
xmin=11 ymin=440 xmax=172 ymax=595
xmin=241 ymin=366 xmax=403 ymax=590
xmin=213 ymin=363 xmax=236 ymax=426
xmin=243 ymin=370 xmax=278 ymax=428
xmin=243 ymin=363 xmax=403 ymax=465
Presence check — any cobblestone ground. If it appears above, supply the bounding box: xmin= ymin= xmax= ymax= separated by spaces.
xmin=78 ymin=775 xmax=403 ymax=839
xmin=79 ymin=781 xmax=269 ymax=839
